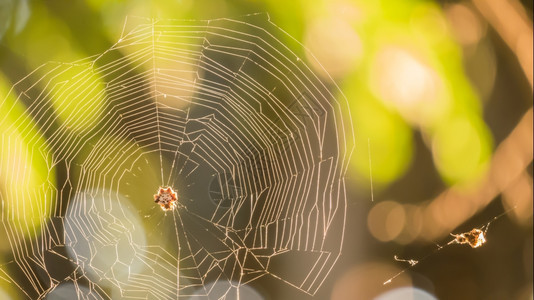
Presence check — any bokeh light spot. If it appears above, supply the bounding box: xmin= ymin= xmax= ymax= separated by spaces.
xmin=346 ymin=84 xmax=414 ymax=186
xmin=375 ymin=286 xmax=437 ymax=300
xmin=305 ymin=17 xmax=363 ymax=79
xmin=370 ymin=46 xmax=447 ymax=125
xmin=431 ymin=116 xmax=492 ymax=185
xmin=368 ymin=200 xmax=405 ymax=242
xmin=445 ymin=3 xmax=486 ymax=46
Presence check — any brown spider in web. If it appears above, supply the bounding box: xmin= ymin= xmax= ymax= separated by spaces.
xmin=154 ymin=187 xmax=178 ymax=211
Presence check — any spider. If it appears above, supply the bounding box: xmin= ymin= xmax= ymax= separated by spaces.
xmin=154 ymin=187 xmax=178 ymax=211
xmin=450 ymin=228 xmax=487 ymax=248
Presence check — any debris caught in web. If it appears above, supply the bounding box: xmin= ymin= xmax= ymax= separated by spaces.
xmin=384 ymin=206 xmax=517 ymax=286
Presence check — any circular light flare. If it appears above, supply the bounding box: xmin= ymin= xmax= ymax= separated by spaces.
xmin=304 ymin=16 xmax=363 ymax=79
xmin=396 ymin=204 xmax=424 ymax=244
xmin=375 ymin=286 xmax=437 ymax=300
xmin=188 ymin=281 xmax=264 ymax=300
xmin=45 ymin=282 xmax=94 ymax=299
xmin=431 ymin=116 xmax=490 ymax=185
xmin=0 ymin=287 xmax=12 ymax=300
xmin=370 ymin=46 xmax=447 ymax=126
xmin=65 ymin=189 xmax=148 ymax=288
xmin=445 ymin=3 xmax=486 ymax=46
xmin=368 ymin=201 xmax=406 ymax=242
xmin=410 ymin=4 xmax=449 ymax=44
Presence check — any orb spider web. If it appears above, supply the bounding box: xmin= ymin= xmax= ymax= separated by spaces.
xmin=0 ymin=14 xmax=354 ymax=299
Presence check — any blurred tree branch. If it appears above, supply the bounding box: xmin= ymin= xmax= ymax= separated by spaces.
xmin=472 ymin=0 xmax=533 ymax=88
xmin=421 ymin=107 xmax=532 ymax=239
xmin=419 ymin=0 xmax=533 ymax=240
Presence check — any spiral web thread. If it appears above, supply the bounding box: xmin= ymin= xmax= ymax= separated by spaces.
xmin=0 ymin=15 xmax=354 ymax=299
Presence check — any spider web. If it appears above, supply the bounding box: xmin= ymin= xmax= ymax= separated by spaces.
xmin=0 ymin=15 xmax=354 ymax=299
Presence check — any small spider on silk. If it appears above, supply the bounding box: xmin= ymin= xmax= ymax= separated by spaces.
xmin=154 ymin=187 xmax=178 ymax=211
xmin=450 ymin=228 xmax=487 ymax=248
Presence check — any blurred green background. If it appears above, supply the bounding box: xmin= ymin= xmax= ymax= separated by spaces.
xmin=0 ymin=0 xmax=532 ymax=299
